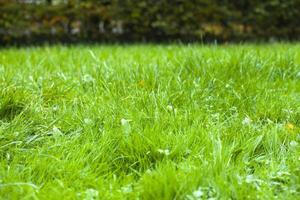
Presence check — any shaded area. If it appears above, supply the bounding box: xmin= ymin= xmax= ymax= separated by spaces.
xmin=0 ymin=0 xmax=300 ymax=45
xmin=0 ymin=98 xmax=25 ymax=121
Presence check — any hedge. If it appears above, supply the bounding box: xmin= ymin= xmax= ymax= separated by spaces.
xmin=0 ymin=0 xmax=300 ymax=45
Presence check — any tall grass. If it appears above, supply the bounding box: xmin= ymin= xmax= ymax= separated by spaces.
xmin=0 ymin=44 xmax=299 ymax=199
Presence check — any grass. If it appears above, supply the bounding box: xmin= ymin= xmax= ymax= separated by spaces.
xmin=0 ymin=44 xmax=299 ymax=200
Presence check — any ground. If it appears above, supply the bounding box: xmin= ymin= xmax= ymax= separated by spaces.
xmin=0 ymin=44 xmax=299 ymax=199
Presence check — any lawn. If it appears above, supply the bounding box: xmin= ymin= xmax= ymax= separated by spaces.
xmin=0 ymin=44 xmax=299 ymax=199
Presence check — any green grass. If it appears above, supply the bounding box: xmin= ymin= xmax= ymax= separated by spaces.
xmin=0 ymin=44 xmax=299 ymax=200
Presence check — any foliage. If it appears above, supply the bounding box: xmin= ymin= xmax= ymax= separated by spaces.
xmin=0 ymin=1 xmax=300 ymax=44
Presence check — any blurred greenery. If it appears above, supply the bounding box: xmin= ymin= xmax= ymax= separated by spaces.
xmin=0 ymin=0 xmax=299 ymax=45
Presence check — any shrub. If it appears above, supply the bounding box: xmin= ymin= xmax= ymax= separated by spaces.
xmin=0 ymin=0 xmax=299 ymax=45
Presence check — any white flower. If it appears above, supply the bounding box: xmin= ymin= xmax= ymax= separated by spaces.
xmin=167 ymin=105 xmax=173 ymax=111
xmin=193 ymin=189 xmax=204 ymax=198
xmin=120 ymin=118 xmax=130 ymax=126
xmin=158 ymin=149 xmax=170 ymax=156
xmin=290 ymin=141 xmax=298 ymax=147
xmin=242 ymin=117 xmax=252 ymax=126
xmin=82 ymin=74 xmax=95 ymax=83
xmin=121 ymin=184 xmax=132 ymax=193
xmin=83 ymin=188 xmax=98 ymax=200
xmin=84 ymin=118 xmax=93 ymax=125
xmin=245 ymin=175 xmax=255 ymax=183
xmin=52 ymin=105 xmax=59 ymax=111
xmin=166 ymin=105 xmax=177 ymax=114
xmin=121 ymin=118 xmax=131 ymax=136
xmin=51 ymin=126 xmax=63 ymax=137
xmin=186 ymin=187 xmax=204 ymax=200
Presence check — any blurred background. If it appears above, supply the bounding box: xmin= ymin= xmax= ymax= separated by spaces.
xmin=0 ymin=0 xmax=300 ymax=46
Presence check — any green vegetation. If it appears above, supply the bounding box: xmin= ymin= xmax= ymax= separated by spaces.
xmin=0 ymin=44 xmax=300 ymax=199
xmin=1 ymin=0 xmax=300 ymax=45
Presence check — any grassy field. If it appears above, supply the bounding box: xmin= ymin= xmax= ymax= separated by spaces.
xmin=0 ymin=44 xmax=299 ymax=199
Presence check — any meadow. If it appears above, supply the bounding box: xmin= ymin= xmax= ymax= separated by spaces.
xmin=0 ymin=44 xmax=299 ymax=199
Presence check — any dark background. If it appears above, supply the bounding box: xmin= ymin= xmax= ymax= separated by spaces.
xmin=1 ymin=0 xmax=300 ymax=46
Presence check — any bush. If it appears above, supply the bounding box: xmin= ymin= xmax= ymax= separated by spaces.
xmin=0 ymin=0 xmax=299 ymax=45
